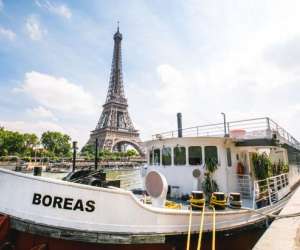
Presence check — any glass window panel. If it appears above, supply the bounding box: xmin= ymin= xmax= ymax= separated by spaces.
xmin=153 ymin=149 xmax=160 ymax=165
xmin=162 ymin=147 xmax=172 ymax=166
xmin=205 ymin=146 xmax=218 ymax=164
xmin=189 ymin=146 xmax=202 ymax=165
xmin=174 ymin=147 xmax=186 ymax=165
xmin=226 ymin=148 xmax=232 ymax=167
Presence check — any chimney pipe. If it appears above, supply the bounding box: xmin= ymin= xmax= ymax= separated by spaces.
xmin=177 ymin=113 xmax=183 ymax=138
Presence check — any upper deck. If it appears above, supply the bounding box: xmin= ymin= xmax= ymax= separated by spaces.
xmin=151 ymin=117 xmax=300 ymax=151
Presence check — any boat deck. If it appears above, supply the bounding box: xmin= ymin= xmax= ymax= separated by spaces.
xmin=138 ymin=195 xmax=254 ymax=211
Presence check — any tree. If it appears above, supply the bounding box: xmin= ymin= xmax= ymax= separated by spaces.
xmin=41 ymin=131 xmax=72 ymax=157
xmin=23 ymin=133 xmax=39 ymax=156
xmin=0 ymin=128 xmax=26 ymax=156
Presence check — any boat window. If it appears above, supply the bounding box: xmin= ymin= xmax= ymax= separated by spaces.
xmin=149 ymin=151 xmax=153 ymax=165
xmin=188 ymin=146 xmax=202 ymax=165
xmin=162 ymin=147 xmax=172 ymax=166
xmin=174 ymin=147 xmax=186 ymax=165
xmin=153 ymin=149 xmax=160 ymax=165
xmin=205 ymin=146 xmax=218 ymax=164
xmin=226 ymin=148 xmax=232 ymax=167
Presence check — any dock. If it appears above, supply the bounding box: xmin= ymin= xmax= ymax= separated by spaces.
xmin=254 ymin=186 xmax=300 ymax=250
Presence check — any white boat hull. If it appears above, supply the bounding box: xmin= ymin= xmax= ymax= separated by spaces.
xmin=0 ymin=168 xmax=295 ymax=239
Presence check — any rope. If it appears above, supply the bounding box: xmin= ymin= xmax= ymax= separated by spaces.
xmin=190 ymin=198 xmax=205 ymax=206
xmin=210 ymin=196 xmax=226 ymax=207
xmin=186 ymin=206 xmax=193 ymax=250
xmin=241 ymin=207 xmax=300 ymax=220
xmin=185 ymin=202 xmax=206 ymax=250
xmin=196 ymin=202 xmax=205 ymax=250
xmin=209 ymin=205 xmax=216 ymax=250
xmin=165 ymin=200 xmax=182 ymax=209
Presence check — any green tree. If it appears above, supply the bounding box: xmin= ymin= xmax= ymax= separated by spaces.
xmin=41 ymin=131 xmax=72 ymax=157
xmin=23 ymin=133 xmax=39 ymax=156
xmin=0 ymin=128 xmax=26 ymax=156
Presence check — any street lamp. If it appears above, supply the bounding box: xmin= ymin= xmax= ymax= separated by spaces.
xmin=72 ymin=141 xmax=78 ymax=172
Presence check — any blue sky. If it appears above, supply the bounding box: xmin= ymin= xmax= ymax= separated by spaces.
xmin=1 ymin=0 xmax=300 ymax=147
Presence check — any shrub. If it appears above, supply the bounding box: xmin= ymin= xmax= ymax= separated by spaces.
xmin=252 ymin=153 xmax=271 ymax=180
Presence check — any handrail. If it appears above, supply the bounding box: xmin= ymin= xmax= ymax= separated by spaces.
xmin=253 ymin=173 xmax=290 ymax=208
xmin=151 ymin=117 xmax=300 ymax=150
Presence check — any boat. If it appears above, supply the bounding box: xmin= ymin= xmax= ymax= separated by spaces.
xmin=0 ymin=116 xmax=300 ymax=249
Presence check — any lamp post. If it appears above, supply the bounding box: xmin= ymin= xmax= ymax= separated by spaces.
xmin=95 ymin=138 xmax=99 ymax=170
xmin=221 ymin=112 xmax=228 ymax=137
xmin=72 ymin=141 xmax=78 ymax=172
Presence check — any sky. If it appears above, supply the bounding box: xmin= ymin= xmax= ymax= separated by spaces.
xmin=1 ymin=0 xmax=300 ymax=147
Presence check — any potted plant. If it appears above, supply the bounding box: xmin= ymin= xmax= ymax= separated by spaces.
xmin=202 ymin=157 xmax=219 ymax=200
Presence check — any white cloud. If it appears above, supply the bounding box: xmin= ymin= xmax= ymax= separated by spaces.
xmin=25 ymin=15 xmax=47 ymax=41
xmin=27 ymin=106 xmax=57 ymax=120
xmin=151 ymin=61 xmax=300 ymax=141
xmin=35 ymin=0 xmax=72 ymax=19
xmin=0 ymin=27 xmax=16 ymax=41
xmin=16 ymin=71 xmax=97 ymax=115
xmin=156 ymin=64 xmax=190 ymax=114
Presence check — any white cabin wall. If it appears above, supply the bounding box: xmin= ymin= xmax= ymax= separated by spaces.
xmin=144 ymin=137 xmax=239 ymax=196
xmin=225 ymin=146 xmax=239 ymax=193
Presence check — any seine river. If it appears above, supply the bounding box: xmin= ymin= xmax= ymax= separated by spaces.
xmin=39 ymin=167 xmax=143 ymax=190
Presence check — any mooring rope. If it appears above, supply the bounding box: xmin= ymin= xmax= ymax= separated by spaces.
xmin=241 ymin=207 xmax=300 ymax=220
xmin=185 ymin=202 xmax=210 ymax=250
xmin=186 ymin=206 xmax=193 ymax=250
xmin=209 ymin=205 xmax=216 ymax=250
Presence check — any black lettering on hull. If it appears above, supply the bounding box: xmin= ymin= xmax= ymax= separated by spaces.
xmin=32 ymin=193 xmax=96 ymax=212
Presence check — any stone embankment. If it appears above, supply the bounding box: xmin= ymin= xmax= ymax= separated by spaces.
xmin=254 ymin=186 xmax=300 ymax=250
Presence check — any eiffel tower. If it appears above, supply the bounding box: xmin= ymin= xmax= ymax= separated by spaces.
xmin=88 ymin=27 xmax=143 ymax=154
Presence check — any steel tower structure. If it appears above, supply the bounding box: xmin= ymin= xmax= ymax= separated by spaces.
xmin=88 ymin=27 xmax=143 ymax=154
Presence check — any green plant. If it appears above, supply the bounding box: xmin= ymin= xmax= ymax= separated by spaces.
xmin=202 ymin=157 xmax=219 ymax=199
xmin=202 ymin=173 xmax=219 ymax=199
xmin=21 ymin=156 xmax=32 ymax=162
xmin=282 ymin=164 xmax=289 ymax=173
xmin=205 ymin=157 xmax=218 ymax=173
xmin=252 ymin=153 xmax=271 ymax=180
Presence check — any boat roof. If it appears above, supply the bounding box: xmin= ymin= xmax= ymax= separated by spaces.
xmin=147 ymin=117 xmax=300 ymax=151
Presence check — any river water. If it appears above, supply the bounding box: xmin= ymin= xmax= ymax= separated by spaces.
xmin=40 ymin=168 xmax=143 ymax=190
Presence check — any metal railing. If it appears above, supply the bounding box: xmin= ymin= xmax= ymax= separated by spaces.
xmin=253 ymin=173 xmax=289 ymax=209
xmin=151 ymin=117 xmax=300 ymax=150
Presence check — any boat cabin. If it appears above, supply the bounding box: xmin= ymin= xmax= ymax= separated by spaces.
xmin=142 ymin=117 xmax=300 ymax=208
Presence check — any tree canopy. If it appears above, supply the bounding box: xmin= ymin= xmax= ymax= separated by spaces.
xmin=41 ymin=131 xmax=72 ymax=157
xmin=0 ymin=127 xmax=39 ymax=157
xmin=0 ymin=127 xmax=72 ymax=159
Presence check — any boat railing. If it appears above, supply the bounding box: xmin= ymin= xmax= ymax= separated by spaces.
xmin=151 ymin=117 xmax=300 ymax=150
xmin=253 ymin=173 xmax=289 ymax=209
